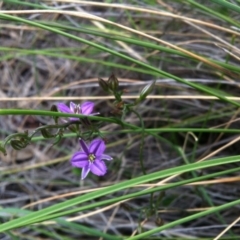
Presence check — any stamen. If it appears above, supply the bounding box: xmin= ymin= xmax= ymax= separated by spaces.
xmin=88 ymin=153 xmax=96 ymax=162
xmin=74 ymin=104 xmax=81 ymax=114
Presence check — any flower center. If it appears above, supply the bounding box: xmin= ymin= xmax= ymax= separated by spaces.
xmin=74 ymin=104 xmax=81 ymax=114
xmin=88 ymin=153 xmax=96 ymax=163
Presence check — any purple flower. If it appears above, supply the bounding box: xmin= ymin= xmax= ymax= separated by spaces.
xmin=57 ymin=101 xmax=98 ymax=121
xmin=71 ymin=138 xmax=113 ymax=179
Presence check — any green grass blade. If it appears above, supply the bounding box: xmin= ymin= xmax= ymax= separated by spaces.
xmin=0 ymin=155 xmax=240 ymax=231
xmin=0 ymin=13 xmax=239 ymax=107
xmin=210 ymin=0 xmax=240 ymax=14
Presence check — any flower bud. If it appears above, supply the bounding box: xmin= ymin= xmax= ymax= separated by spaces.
xmin=68 ymin=124 xmax=78 ymax=133
xmin=139 ymin=80 xmax=156 ymax=102
xmin=40 ymin=128 xmax=56 ymax=138
xmin=107 ymin=74 xmax=119 ymax=92
xmin=10 ymin=139 xmax=27 ymax=150
xmin=98 ymin=78 xmax=109 ymax=92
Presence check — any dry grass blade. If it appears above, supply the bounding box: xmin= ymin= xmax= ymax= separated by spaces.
xmin=0 ymin=9 xmax=234 ymax=73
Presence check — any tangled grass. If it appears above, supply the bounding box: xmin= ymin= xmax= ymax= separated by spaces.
xmin=0 ymin=0 xmax=240 ymax=239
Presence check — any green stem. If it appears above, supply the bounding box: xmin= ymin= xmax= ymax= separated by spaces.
xmin=131 ymin=108 xmax=146 ymax=175
xmin=1 ymin=109 xmax=240 ymax=134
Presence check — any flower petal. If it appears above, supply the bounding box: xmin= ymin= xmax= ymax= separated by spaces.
xmin=90 ymin=160 xmax=107 ymax=176
xmin=101 ymin=154 xmax=113 ymax=161
xmin=71 ymin=152 xmax=88 ymax=168
xmin=81 ymin=164 xmax=91 ymax=179
xmin=57 ymin=103 xmax=72 ymax=113
xmin=79 ymin=139 xmax=89 ymax=154
xmin=89 ymin=139 xmax=105 ymax=156
xmin=81 ymin=101 xmax=94 ymax=115
xmin=70 ymin=102 xmax=76 ymax=113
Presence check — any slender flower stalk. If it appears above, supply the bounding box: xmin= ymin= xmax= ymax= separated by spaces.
xmin=57 ymin=101 xmax=98 ymax=121
xmin=71 ymin=138 xmax=112 ymax=179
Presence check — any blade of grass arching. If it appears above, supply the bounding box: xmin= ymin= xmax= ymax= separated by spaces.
xmin=0 ymin=164 xmax=230 ymax=219
xmin=56 ymin=219 xmax=123 ymax=240
xmin=0 ymin=14 xmax=239 ymax=108
xmin=126 ymin=198 xmax=240 ymax=239
xmin=7 ymin=167 xmax=240 ymax=227
xmin=210 ymin=0 xmax=240 ymax=14
xmin=0 ymin=47 xmax=158 ymax=76
xmin=15 ymin=165 xmax=240 ymax=228
xmin=180 ymin=148 xmax=234 ymax=235
xmin=1 ymin=155 xmax=240 ymax=231
xmin=6 ymin=0 xmax=240 ymax=32
xmin=1 ymin=44 xmax=187 ymax=79
xmin=42 ymin=21 xmax=240 ymax=73
xmin=9 ymin=18 xmax=240 ymax=74
xmin=4 ymin=0 xmax=240 ymax=71
xmin=30 ymin=20 xmax=240 ymax=74
xmin=185 ymin=0 xmax=240 ymax=27
xmin=2 ymin=28 xmax=240 ymax=74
